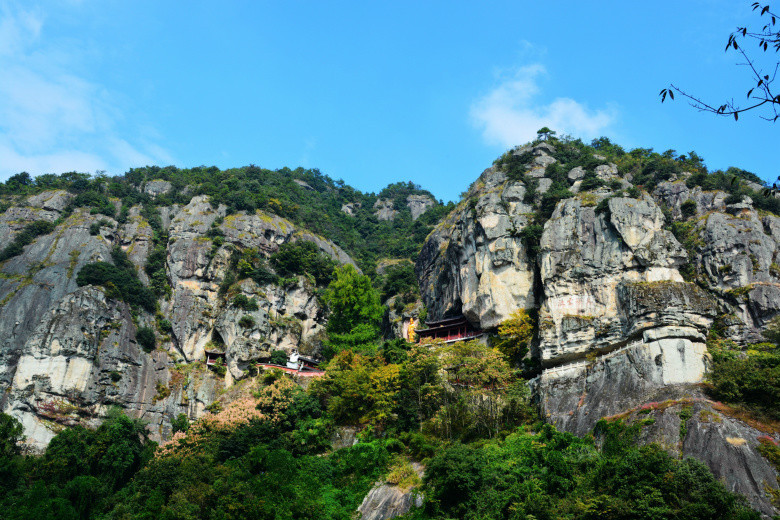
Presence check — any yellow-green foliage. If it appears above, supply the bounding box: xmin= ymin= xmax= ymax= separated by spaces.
xmin=496 ymin=309 xmax=534 ymax=362
xmin=385 ymin=456 xmax=421 ymax=491
xmin=67 ymin=250 xmax=80 ymax=278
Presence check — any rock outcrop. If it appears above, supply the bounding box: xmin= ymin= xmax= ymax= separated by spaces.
xmin=416 ymin=166 xmax=535 ymax=329
xmin=0 ymin=190 xmax=355 ymax=449
xmin=406 ymin=194 xmax=435 ymax=220
xmin=374 ymin=199 xmax=398 ymax=221
xmin=416 ymin=142 xmax=780 ymax=515
xmin=357 ymin=463 xmax=424 ymax=520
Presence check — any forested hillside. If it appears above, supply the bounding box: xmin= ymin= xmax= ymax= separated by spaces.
xmin=0 ymin=165 xmax=453 ymax=274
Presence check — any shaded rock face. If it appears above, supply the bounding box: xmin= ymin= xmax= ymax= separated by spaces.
xmin=0 ymin=191 xmax=355 ymax=449
xmin=374 ymin=199 xmax=398 ymax=221
xmin=417 ymin=143 xmax=780 ymax=515
xmin=406 ymin=194 xmax=435 ymax=220
xmin=416 ymin=166 xmax=535 ymax=329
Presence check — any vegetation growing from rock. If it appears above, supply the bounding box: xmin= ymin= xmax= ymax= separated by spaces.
xmin=135 ymin=326 xmax=156 ymax=352
xmin=76 ymin=247 xmax=157 ymax=312
xmin=269 ymin=240 xmax=337 ymax=286
xmin=706 ymin=322 xmax=780 ymax=421
xmin=0 ymin=220 xmax=56 ymax=262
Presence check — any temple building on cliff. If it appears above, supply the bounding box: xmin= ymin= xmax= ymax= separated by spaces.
xmin=415 ymin=315 xmax=483 ymax=343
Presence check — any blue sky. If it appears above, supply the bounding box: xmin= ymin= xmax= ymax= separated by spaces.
xmin=0 ymin=0 xmax=777 ymax=202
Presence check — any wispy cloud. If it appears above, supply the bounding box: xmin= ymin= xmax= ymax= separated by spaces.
xmin=471 ymin=64 xmax=616 ymax=148
xmin=0 ymin=2 xmax=172 ymax=180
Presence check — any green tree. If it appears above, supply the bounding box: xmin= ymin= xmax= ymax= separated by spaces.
xmin=536 ymin=127 xmax=557 ymax=141
xmin=496 ymin=309 xmax=534 ymax=363
xmin=270 ymin=349 xmax=289 ymax=365
xmin=171 ymin=413 xmax=189 ymax=434
xmin=324 ymin=264 xmax=383 ymax=335
xmin=136 ymin=326 xmax=156 ymax=352
xmin=0 ymin=413 xmax=24 ymax=458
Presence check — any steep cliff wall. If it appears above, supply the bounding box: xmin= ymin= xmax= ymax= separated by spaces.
xmin=0 ymin=191 xmax=355 ymax=449
xmin=416 ymin=141 xmax=780 ymax=515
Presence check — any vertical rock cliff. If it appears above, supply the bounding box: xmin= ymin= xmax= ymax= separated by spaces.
xmin=416 ymin=141 xmax=780 ymax=516
xmin=0 ymin=190 xmax=355 ymax=449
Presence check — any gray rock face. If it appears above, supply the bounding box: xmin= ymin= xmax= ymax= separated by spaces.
xmin=537 ymin=196 xmax=690 ymax=364
xmin=374 ymin=199 xmax=398 ymax=221
xmin=144 ymin=180 xmax=172 ymax=197
xmin=357 ymin=463 xmax=424 ymax=520
xmin=0 ymin=191 xmax=357 ymax=449
xmin=4 ymin=287 xmax=216 ymax=450
xmin=417 ymin=141 xmax=780 ymax=515
xmin=416 ymin=166 xmax=535 ymax=329
xmin=216 ymin=278 xmax=327 ymax=380
xmin=595 ymin=163 xmax=618 ymax=180
xmin=653 ymin=181 xmax=727 ymax=219
xmin=341 ymin=202 xmax=361 ymax=216
xmin=568 ymin=166 xmax=585 ymax=181
xmin=406 ymin=194 xmax=435 ymax=220
xmin=0 ymin=190 xmax=73 ymax=240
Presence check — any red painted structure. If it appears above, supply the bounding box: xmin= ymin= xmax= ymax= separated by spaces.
xmin=415 ymin=315 xmax=483 ymax=343
xmin=205 ymin=350 xmax=226 ymax=366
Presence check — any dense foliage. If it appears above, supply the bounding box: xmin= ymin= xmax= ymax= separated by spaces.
xmin=270 ymin=240 xmax=337 ymax=286
xmin=417 ymin=422 xmax=758 ymax=520
xmin=76 ymin=247 xmax=157 ymax=312
xmin=706 ymin=318 xmax=780 ymax=420
xmin=0 ymin=410 xmax=154 ymax=520
xmin=324 ymin=264 xmax=384 ymax=335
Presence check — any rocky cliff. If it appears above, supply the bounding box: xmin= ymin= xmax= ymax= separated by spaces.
xmin=0 ymin=190 xmax=354 ymax=449
xmin=416 ymin=141 xmax=780 ymax=516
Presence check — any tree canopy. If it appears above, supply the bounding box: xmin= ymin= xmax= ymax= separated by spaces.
xmin=324 ymin=264 xmax=383 ymax=335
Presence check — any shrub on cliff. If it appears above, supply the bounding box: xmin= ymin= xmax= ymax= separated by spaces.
xmin=270 ymin=240 xmax=336 ymax=286
xmin=76 ymin=247 xmax=156 ymax=312
xmin=0 ymin=220 xmax=57 ymax=262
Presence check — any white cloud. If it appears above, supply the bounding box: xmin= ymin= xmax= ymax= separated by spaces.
xmin=471 ymin=64 xmax=616 ymax=148
xmin=0 ymin=2 xmax=172 ymax=179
